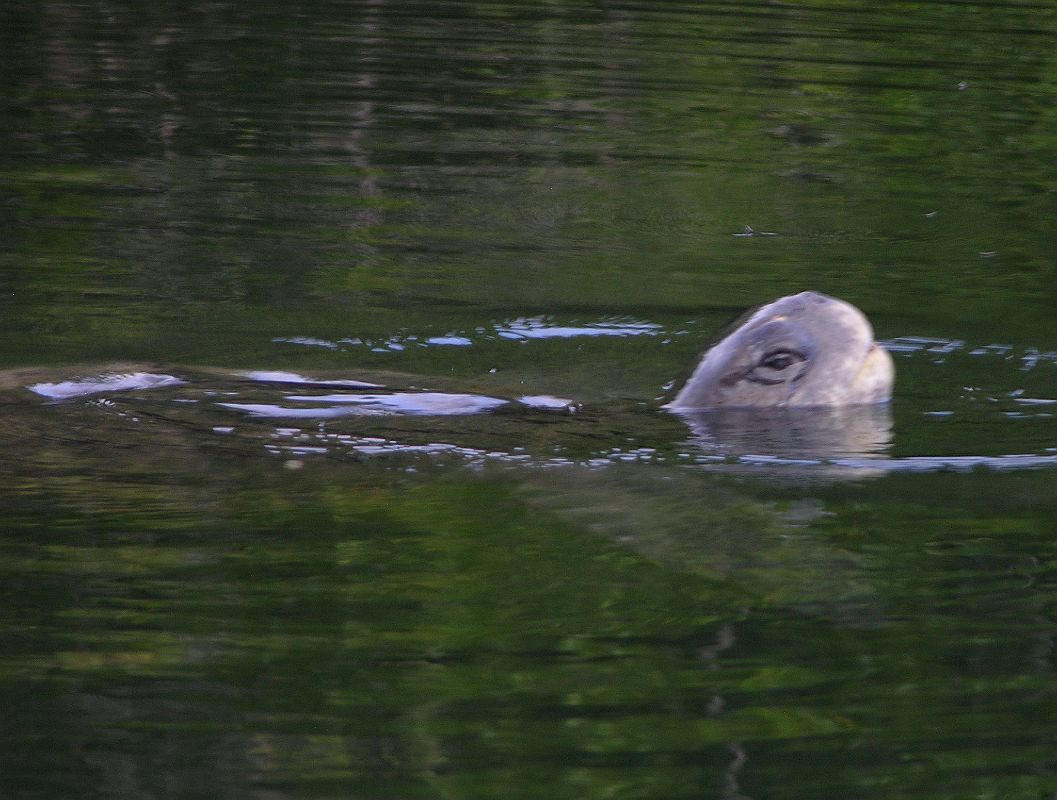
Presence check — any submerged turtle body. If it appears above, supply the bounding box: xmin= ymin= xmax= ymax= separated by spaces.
xmin=667 ymin=291 xmax=894 ymax=410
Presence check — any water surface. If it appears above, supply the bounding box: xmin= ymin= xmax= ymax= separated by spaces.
xmin=3 ymin=2 xmax=1057 ymax=798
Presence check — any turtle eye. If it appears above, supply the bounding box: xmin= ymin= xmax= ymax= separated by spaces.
xmin=743 ymin=348 xmax=808 ymax=385
xmin=759 ymin=350 xmax=803 ymax=371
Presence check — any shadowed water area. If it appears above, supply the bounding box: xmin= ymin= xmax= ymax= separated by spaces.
xmin=3 ymin=2 xmax=1057 ymax=798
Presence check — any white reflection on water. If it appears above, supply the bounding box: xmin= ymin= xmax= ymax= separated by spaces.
xmin=241 ymin=371 xmax=382 ymax=388
xmin=272 ymin=316 xmax=663 ymax=353
xmin=883 ymin=336 xmax=1057 ymax=372
xmin=519 ymin=395 xmax=577 ymax=410
xmin=425 ymin=336 xmax=473 ymax=346
xmin=28 ymin=372 xmax=185 ymax=399
xmin=220 ymin=391 xmax=509 ymax=417
xmin=494 ymin=317 xmax=661 ymax=341
xmin=220 ymin=390 xmax=577 ymax=419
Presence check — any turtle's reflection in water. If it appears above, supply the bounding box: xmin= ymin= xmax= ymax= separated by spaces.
xmin=672 ymin=404 xmax=894 ymax=463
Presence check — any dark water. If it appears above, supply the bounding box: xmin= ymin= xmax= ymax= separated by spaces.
xmin=4 ymin=2 xmax=1057 ymax=798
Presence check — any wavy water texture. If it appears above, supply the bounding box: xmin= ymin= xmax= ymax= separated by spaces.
xmin=15 ymin=327 xmax=1057 ymax=476
xmin=7 ymin=2 xmax=1057 ymax=796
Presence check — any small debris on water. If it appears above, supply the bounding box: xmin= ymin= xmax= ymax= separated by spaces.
xmin=732 ymin=225 xmax=777 ymax=237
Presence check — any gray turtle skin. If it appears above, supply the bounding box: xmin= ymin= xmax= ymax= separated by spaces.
xmin=666 ymin=291 xmax=894 ymax=409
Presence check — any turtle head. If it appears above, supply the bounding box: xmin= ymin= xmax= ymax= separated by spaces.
xmin=666 ymin=291 xmax=894 ymax=410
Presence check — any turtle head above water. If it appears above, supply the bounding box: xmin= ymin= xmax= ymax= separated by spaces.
xmin=666 ymin=291 xmax=894 ymax=410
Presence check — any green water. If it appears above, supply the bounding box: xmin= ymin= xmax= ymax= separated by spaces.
xmin=3 ymin=2 xmax=1057 ymax=798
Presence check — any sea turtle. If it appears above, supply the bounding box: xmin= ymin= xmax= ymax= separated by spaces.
xmin=666 ymin=291 xmax=894 ymax=410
